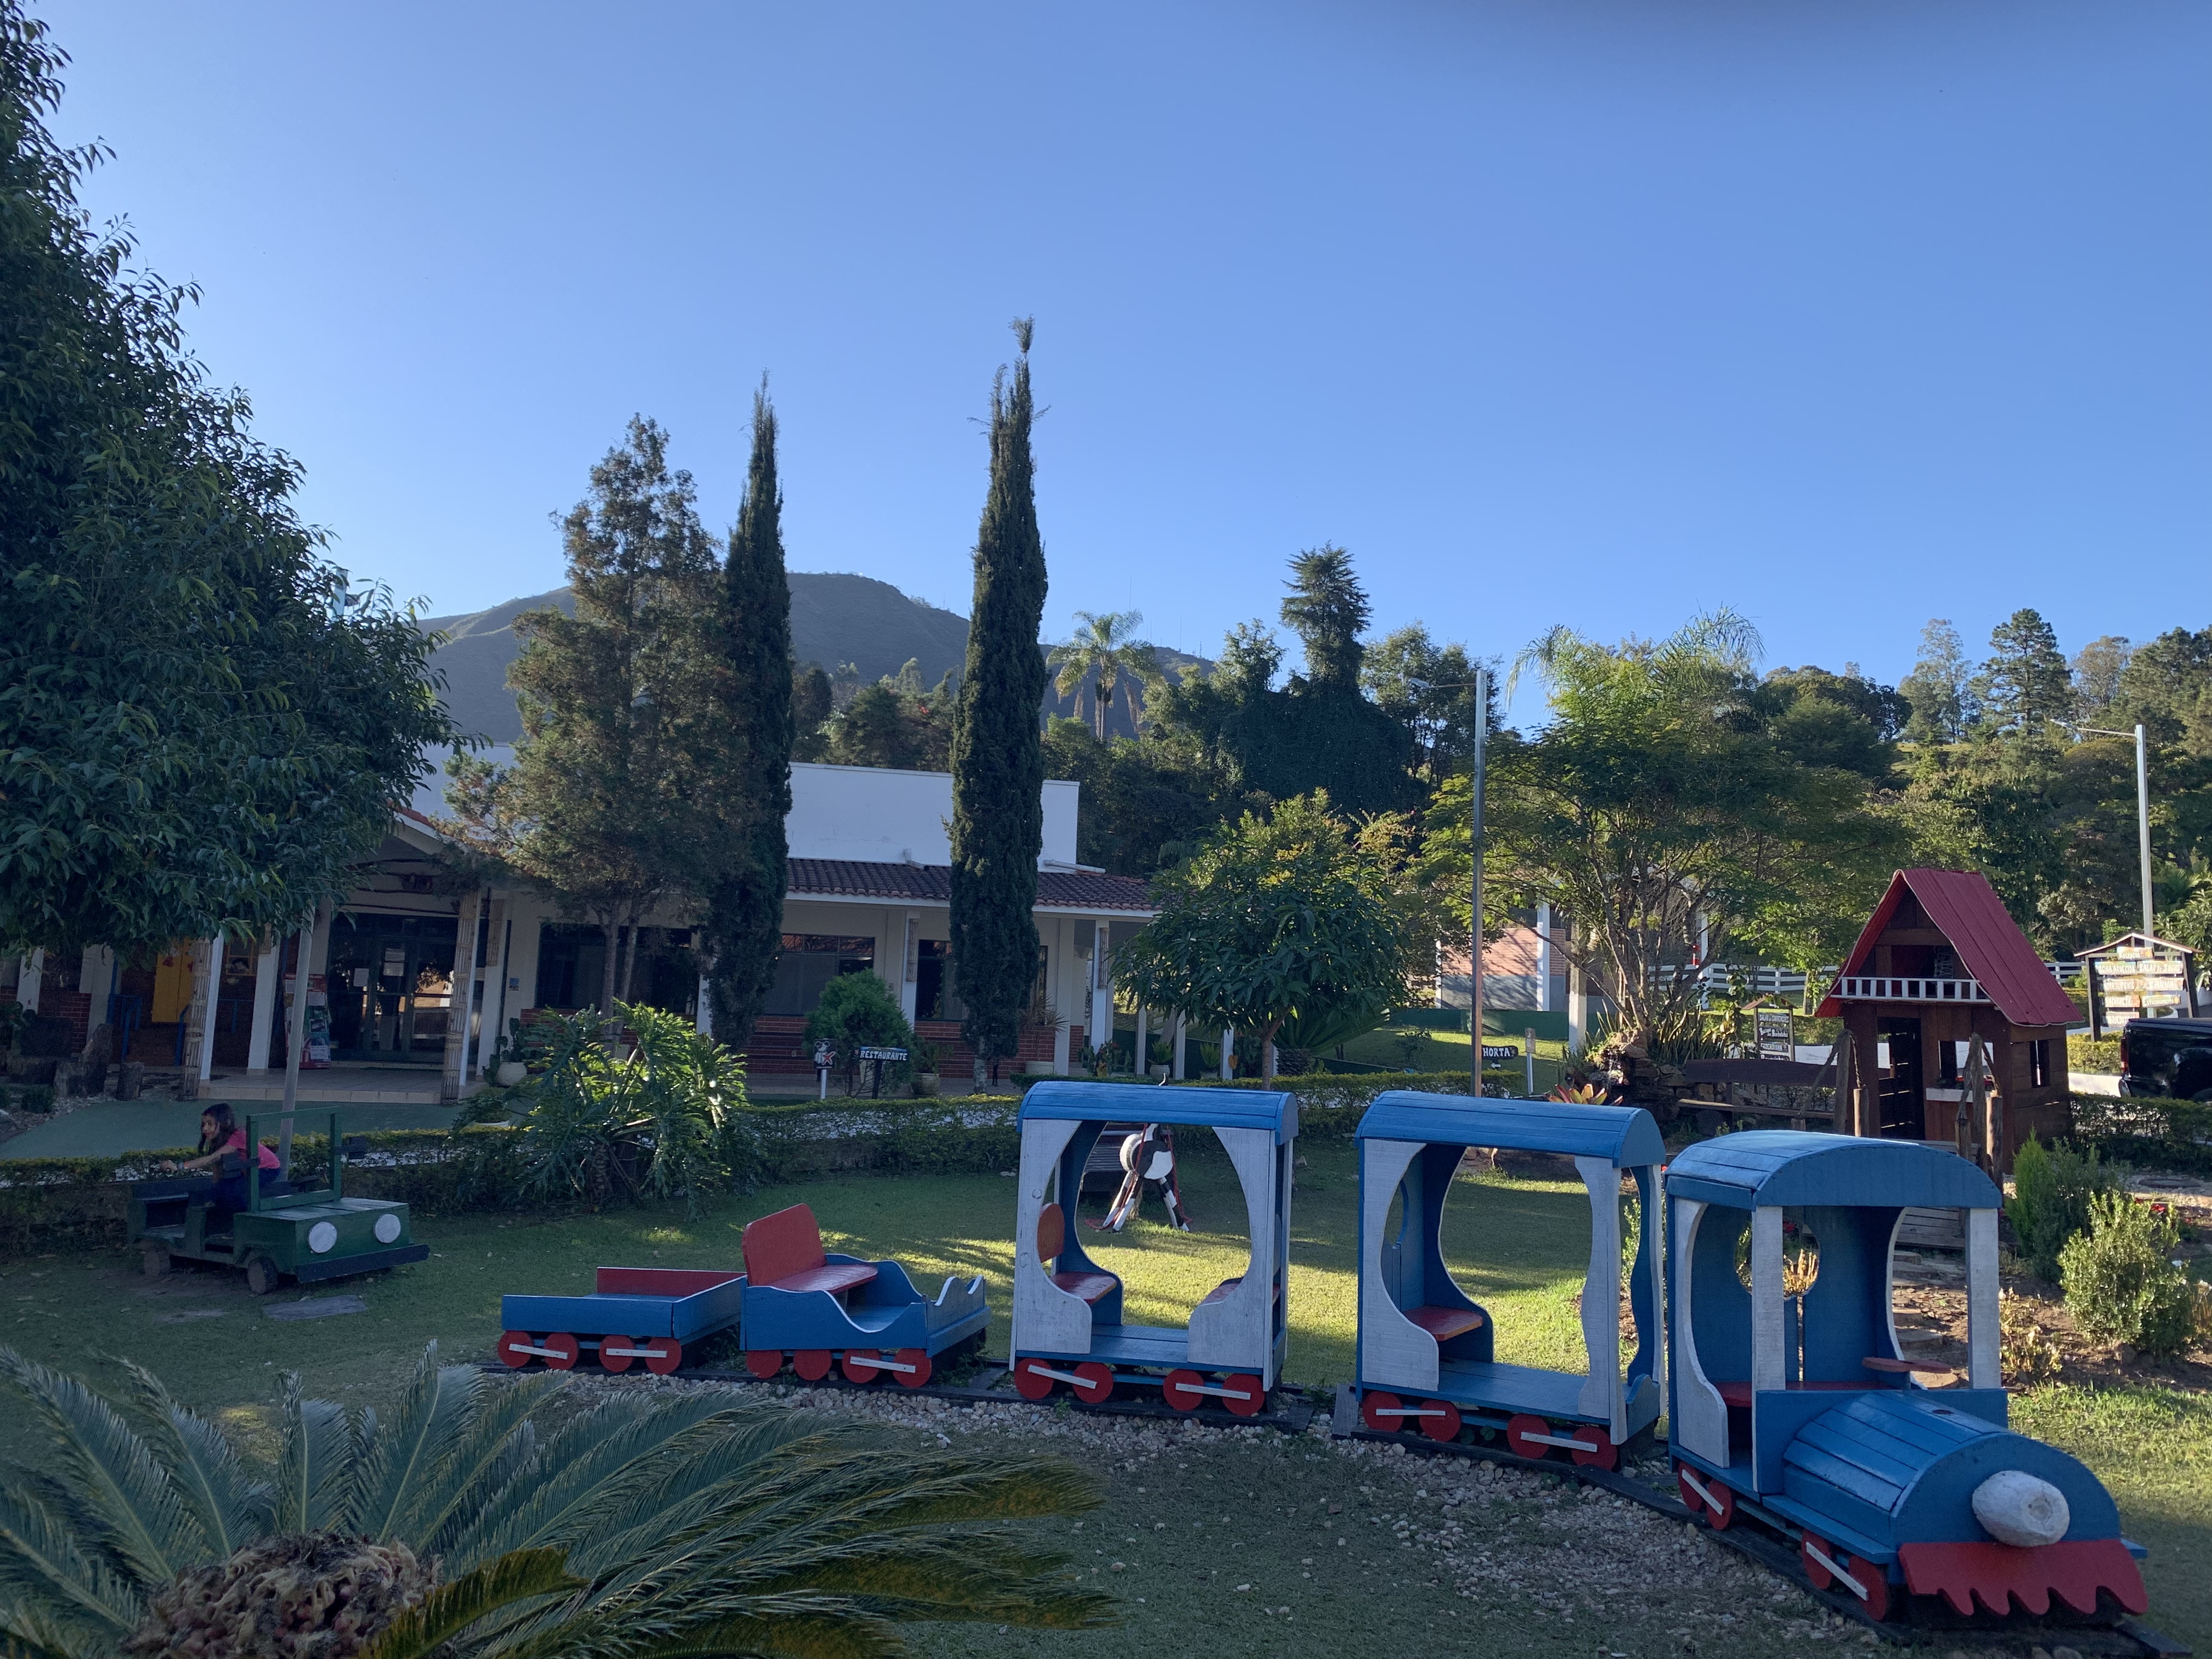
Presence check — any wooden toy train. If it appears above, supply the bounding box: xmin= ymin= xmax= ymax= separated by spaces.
xmin=490 ymin=1080 xmax=2151 ymax=1630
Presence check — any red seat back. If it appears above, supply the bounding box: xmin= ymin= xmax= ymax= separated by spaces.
xmin=743 ymin=1204 xmax=825 ymax=1287
xmin=1037 ymin=1201 xmax=1066 ymax=1261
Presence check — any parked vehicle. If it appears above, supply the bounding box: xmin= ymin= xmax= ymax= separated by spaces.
xmin=2118 ymin=1016 xmax=2212 ymax=1099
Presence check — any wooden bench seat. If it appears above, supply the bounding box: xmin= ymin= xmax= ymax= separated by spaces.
xmin=1052 ymin=1272 xmax=1118 ymax=1303
xmin=1406 ymin=1305 xmax=1486 ymax=1341
xmin=743 ymin=1203 xmax=877 ymax=1296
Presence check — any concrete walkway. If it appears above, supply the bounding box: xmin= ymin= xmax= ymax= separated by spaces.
xmin=2 ymin=1099 xmax=462 ymax=1159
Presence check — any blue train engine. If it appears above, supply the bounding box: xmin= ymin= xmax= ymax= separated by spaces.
xmin=1352 ymin=1091 xmax=1666 ymax=1470
xmin=1011 ymin=1081 xmax=1294 ymax=1414
xmin=1666 ymin=1131 xmax=2146 ymax=1624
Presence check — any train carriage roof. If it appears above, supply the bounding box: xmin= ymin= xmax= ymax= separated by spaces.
xmin=1666 ymin=1129 xmax=2000 ymax=1210
xmin=1018 ymin=1080 xmax=1298 ymax=1141
xmin=1355 ymin=1093 xmax=1666 ymax=1166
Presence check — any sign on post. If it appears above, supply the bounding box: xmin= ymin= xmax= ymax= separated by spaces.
xmin=1480 ymin=1045 xmax=1517 ymax=1068
xmin=2082 ymin=935 xmax=2202 ymax=1036
xmin=1755 ymin=1008 xmax=1795 ymax=1061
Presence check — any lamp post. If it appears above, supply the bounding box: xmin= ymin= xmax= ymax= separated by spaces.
xmin=2067 ymin=722 xmax=2155 ymax=937
xmin=1468 ymin=665 xmax=1488 ymax=1097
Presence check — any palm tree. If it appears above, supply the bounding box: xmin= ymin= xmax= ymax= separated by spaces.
xmin=0 ymin=1343 xmax=1109 ymax=1659
xmin=1048 ymin=611 xmax=1163 ymax=739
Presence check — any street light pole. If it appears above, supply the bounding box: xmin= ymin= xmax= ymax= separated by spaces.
xmin=2068 ymin=721 xmax=2156 ymax=938
xmin=1469 ymin=665 xmax=1487 ymax=1098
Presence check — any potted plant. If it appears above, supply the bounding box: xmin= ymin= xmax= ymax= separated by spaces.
xmin=911 ymin=1039 xmax=941 ymax=1097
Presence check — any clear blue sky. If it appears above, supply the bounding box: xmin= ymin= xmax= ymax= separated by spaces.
xmin=38 ymin=1 xmax=2212 ymax=715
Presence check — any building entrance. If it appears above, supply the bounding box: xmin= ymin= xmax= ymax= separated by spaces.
xmin=324 ymin=912 xmax=458 ymax=1064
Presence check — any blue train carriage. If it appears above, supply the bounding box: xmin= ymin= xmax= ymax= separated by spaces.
xmin=499 ymin=1266 xmax=746 ymax=1373
xmin=1011 ymin=1080 xmax=1295 ymax=1414
xmin=1666 ymin=1131 xmax=2147 ymax=1624
xmin=1352 ymin=1092 xmax=1666 ymax=1470
xmin=740 ymin=1202 xmax=988 ymax=1387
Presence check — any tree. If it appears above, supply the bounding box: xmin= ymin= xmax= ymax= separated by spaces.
xmin=803 ymin=969 xmax=916 ymax=1095
xmin=1899 ymin=618 xmax=1977 ymax=745
xmin=0 ymin=1341 xmax=1108 ymax=1658
xmin=1048 ymin=610 xmax=1162 ymax=738
xmin=1040 ymin=719 xmax=1238 ymax=876
xmin=949 ymin=321 xmax=1051 ymax=1085
xmin=1116 ymin=794 xmax=1412 ymax=1082
xmin=0 ymin=10 xmax=453 ymax=958
xmin=1425 ymin=612 xmax=1902 ymax=1059
xmin=2072 ymin=635 xmax=2133 ymax=718
xmin=448 ymin=419 xmax=736 ymax=1013
xmin=1279 ymin=544 xmax=1368 ymax=689
xmin=701 ymin=385 xmax=794 ymax=1048
xmin=791 ymin=661 xmax=834 ymax=760
xmin=1972 ymin=608 xmax=2074 ymax=738
xmin=1362 ymin=625 xmax=1489 ymax=782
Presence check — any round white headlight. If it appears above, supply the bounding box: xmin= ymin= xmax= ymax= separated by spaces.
xmin=307 ymin=1221 xmax=338 ymax=1255
xmin=1971 ymin=1470 xmax=2069 ymax=1548
xmin=374 ymin=1213 xmax=402 ymax=1244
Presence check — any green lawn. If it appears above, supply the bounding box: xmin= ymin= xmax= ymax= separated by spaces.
xmin=1 ymin=1140 xmax=2205 ymax=1652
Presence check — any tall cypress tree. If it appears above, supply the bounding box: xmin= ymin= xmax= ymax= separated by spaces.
xmin=703 ymin=383 xmax=795 ymax=1046
xmin=950 ymin=320 xmax=1050 ymax=1085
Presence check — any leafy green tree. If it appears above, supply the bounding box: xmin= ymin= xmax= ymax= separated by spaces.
xmin=447 ymin=420 xmax=736 ymax=1013
xmin=803 ymin=969 xmax=917 ymax=1095
xmin=1040 ymin=719 xmax=1237 ymax=876
xmin=0 ymin=12 xmax=452 ymax=957
xmin=0 ymin=1341 xmax=1108 ymax=1658
xmin=1115 ymin=793 xmax=1412 ymax=1081
xmin=822 ymin=676 xmax=957 ymax=770
xmin=792 ymin=662 xmax=834 ymax=761
xmin=949 ymin=321 xmax=1051 ymax=1086
xmin=701 ymin=385 xmax=795 ymax=1048
xmin=1899 ymin=618 xmax=1976 ymax=745
xmin=1279 ymin=544 xmax=1368 ymax=689
xmin=1362 ymin=625 xmax=1489 ymax=782
xmin=1048 ymin=610 xmax=1162 ymax=738
xmin=1425 ymin=612 xmax=1902 ymax=1053
xmin=2072 ymin=635 xmax=2134 ymax=718
xmin=1972 ymin=608 xmax=2075 ymax=738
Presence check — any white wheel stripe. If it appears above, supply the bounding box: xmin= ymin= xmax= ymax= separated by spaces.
xmin=1678 ymin=1469 xmax=1722 ymax=1513
xmin=1520 ymin=1431 xmax=1600 ymax=1452
xmin=1023 ymin=1363 xmax=1091 ymax=1386
xmin=506 ymin=1343 xmax=567 ymax=1359
xmin=1803 ymin=1541 xmax=1868 ymax=1601
xmin=1371 ymin=1406 xmax=1448 ymax=1418
xmin=848 ymin=1356 xmax=921 ymax=1373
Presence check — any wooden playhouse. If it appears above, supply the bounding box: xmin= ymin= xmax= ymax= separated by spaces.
xmin=1814 ymin=868 xmax=2078 ymax=1175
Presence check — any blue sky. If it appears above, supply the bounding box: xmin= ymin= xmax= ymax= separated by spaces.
xmin=38 ymin=1 xmax=2211 ymax=718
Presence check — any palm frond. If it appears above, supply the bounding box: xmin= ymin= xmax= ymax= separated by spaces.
xmin=0 ymin=1475 xmax=144 ymax=1649
xmin=117 ymin=1358 xmax=273 ymax=1556
xmin=0 ymin=1609 xmax=105 ymax=1659
xmin=275 ymin=1371 xmax=355 ymax=1534
xmin=359 ymin=1546 xmax=580 ymax=1659
xmin=349 ymin=1345 xmax=481 ymax=1544
xmin=0 ymin=1347 xmax=205 ymax=1584
xmin=714 ymin=1534 xmax=1115 ymax=1629
xmin=487 ymin=1592 xmax=907 ymax=1659
xmin=392 ymin=1370 xmax=561 ymax=1557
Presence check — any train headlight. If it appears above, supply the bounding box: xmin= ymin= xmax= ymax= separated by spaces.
xmin=1971 ymin=1471 xmax=2069 ymax=1548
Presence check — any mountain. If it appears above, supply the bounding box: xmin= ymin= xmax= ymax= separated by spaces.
xmin=419 ymin=573 xmax=1203 ymax=742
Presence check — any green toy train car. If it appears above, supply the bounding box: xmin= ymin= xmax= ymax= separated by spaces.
xmin=129 ymin=1111 xmax=428 ymax=1295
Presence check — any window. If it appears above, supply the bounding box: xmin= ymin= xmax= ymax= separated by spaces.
xmin=761 ymin=935 xmax=876 ymax=1019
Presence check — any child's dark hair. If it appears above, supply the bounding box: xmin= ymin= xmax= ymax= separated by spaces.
xmin=198 ymin=1102 xmax=236 ymax=1154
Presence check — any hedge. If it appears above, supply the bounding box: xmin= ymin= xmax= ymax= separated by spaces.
xmin=2066 ymin=1091 xmax=2212 ymax=1177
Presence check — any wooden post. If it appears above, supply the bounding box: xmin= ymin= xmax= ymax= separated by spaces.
xmin=1962 ymin=1033 xmax=1987 ymax=1164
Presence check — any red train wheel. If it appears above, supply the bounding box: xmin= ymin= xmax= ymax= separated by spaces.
xmin=1012 ymin=1357 xmax=1059 ymax=1400
xmin=1418 ymin=1398 xmax=1463 ymax=1441
xmin=640 ymin=1337 xmax=682 ymax=1375
xmin=1070 ymin=1362 xmax=1115 ymax=1404
xmin=1358 ymin=1389 xmax=1403 ymax=1432
xmin=1163 ymin=1369 xmax=1206 ymax=1412
xmin=893 ymin=1348 xmax=932 ymax=1389
xmin=598 ymin=1334 xmax=642 ymax=1374
xmin=843 ymin=1348 xmax=885 ymax=1385
xmin=1852 ymin=1555 xmax=1890 ymax=1622
xmin=745 ymin=1350 xmax=784 ymax=1380
xmin=1220 ymin=1374 xmax=1265 ymax=1418
xmin=793 ymin=1349 xmax=833 ymax=1382
xmin=1505 ymin=1413 xmax=1555 ymax=1460
xmin=1675 ymin=1461 xmax=1735 ymax=1530
xmin=1801 ymin=1534 xmax=1889 ymax=1620
xmin=1570 ymin=1425 xmax=1618 ymax=1470
xmin=541 ymin=1332 xmax=580 ymax=1372
xmin=497 ymin=1330 xmax=537 ymax=1369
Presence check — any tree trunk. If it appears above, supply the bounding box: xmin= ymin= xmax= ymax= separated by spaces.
xmin=600 ymin=920 xmax=620 ymax=1014
xmin=1260 ymin=1018 xmax=1282 ymax=1082
xmin=620 ymin=916 xmax=641 ymax=1002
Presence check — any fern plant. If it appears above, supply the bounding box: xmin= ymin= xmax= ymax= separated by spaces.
xmin=0 ymin=1343 xmax=1109 ymax=1658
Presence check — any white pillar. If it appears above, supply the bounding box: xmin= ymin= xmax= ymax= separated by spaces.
xmin=1134 ymin=1004 xmax=1149 ymax=1077
xmin=196 ymin=934 xmax=222 ymax=1082
xmin=695 ymin=971 xmax=714 ymax=1037
xmin=1568 ymin=956 xmax=1587 ymax=1057
xmin=1052 ymin=1022 xmax=1071 ymax=1076
xmin=478 ymin=907 xmax=511 ymax=1073
xmin=900 ymin=913 xmax=919 ymax=1025
xmin=1537 ymin=904 xmax=1554 ymax=1013
xmin=1219 ymin=1025 xmax=1234 ymax=1080
xmin=1171 ymin=1012 xmax=1187 ymax=1080
xmin=247 ymin=939 xmax=280 ymax=1070
xmin=16 ymin=948 xmax=43 ymax=1013
xmin=1088 ymin=921 xmax=1112 ymax=1059
xmin=455 ymin=889 xmax=487 ymax=1094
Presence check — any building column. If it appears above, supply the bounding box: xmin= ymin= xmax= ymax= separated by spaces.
xmin=900 ymin=913 xmax=920 ymax=1025
xmin=193 ymin=935 xmax=223 ymax=1085
xmin=1567 ymin=956 xmax=1585 ymax=1056
xmin=1841 ymin=1006 xmax=1880 ymax=1137
xmin=1052 ymin=1022 xmax=1071 ymax=1076
xmin=1133 ymin=1004 xmax=1148 ymax=1077
xmin=448 ymin=889 xmax=485 ymax=1099
xmin=1088 ymin=921 xmax=1112 ymax=1062
xmin=1536 ymin=904 xmax=1554 ymax=1013
xmin=1171 ymin=1012 xmax=1187 ymax=1080
xmin=16 ymin=948 xmax=43 ymax=1013
xmin=247 ymin=938 xmax=280 ymax=1070
xmin=475 ymin=899 xmax=510 ymax=1077
xmin=1219 ymin=1025 xmax=1234 ymax=1080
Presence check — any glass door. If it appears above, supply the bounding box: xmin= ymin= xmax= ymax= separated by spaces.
xmin=324 ymin=913 xmax=459 ymax=1064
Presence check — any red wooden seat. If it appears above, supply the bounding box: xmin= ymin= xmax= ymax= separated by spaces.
xmin=1052 ymin=1272 xmax=1118 ymax=1303
xmin=1198 ymin=1274 xmax=1284 ymax=1308
xmin=1714 ymin=1379 xmax=1870 ymax=1408
xmin=743 ymin=1204 xmax=877 ymax=1295
xmin=1406 ymin=1305 xmax=1487 ymax=1341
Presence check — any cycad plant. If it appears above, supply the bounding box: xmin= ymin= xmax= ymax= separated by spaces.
xmin=0 ymin=1344 xmax=1110 ymax=1658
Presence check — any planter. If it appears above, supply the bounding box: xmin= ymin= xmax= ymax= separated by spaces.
xmin=495 ymin=1061 xmax=527 ymax=1087
xmin=912 ymin=1073 xmax=941 ymax=1098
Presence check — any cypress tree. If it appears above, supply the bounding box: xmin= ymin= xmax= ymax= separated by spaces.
xmin=703 ymin=382 xmax=795 ymax=1046
xmin=950 ymin=320 xmax=1050 ymax=1084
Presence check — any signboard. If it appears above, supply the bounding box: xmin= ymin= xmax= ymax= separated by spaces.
xmin=1756 ymin=1008 xmax=1795 ymax=1062
xmin=812 ymin=1041 xmax=834 ymax=1069
xmin=858 ymin=1045 xmax=910 ymax=1062
xmin=1480 ymin=1045 xmax=1517 ymax=1067
xmin=2086 ymin=939 xmax=2200 ymax=1035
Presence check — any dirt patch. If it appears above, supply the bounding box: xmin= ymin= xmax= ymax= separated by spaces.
xmin=1892 ymin=1277 xmax=2212 ymax=1392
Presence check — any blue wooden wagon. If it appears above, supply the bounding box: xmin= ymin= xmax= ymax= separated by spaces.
xmin=739 ymin=1203 xmax=989 ymax=1387
xmin=1010 ymin=1080 xmax=1296 ymax=1413
xmin=1666 ymin=1131 xmax=2146 ymax=1623
xmin=1352 ymin=1092 xmax=1667 ymax=1469
xmin=498 ymin=1266 xmax=746 ymax=1374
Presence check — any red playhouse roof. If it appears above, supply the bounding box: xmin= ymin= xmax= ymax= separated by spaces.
xmin=1814 ymin=868 xmax=2079 ymax=1028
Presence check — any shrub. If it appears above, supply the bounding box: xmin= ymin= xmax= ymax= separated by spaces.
xmin=2058 ymin=1190 xmax=2199 ymax=1356
xmin=804 ymin=970 xmax=916 ymax=1094
xmin=2000 ymin=1289 xmax=2064 ymax=1385
xmin=2068 ymin=1034 xmax=2121 ymax=1074
xmin=507 ymin=1001 xmax=758 ymax=1216
xmin=2068 ymin=1091 xmax=2212 ymax=1176
xmin=2008 ymin=1135 xmax=2129 ymax=1283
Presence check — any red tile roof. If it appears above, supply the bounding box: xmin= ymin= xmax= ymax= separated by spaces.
xmin=785 ymin=858 xmax=1154 ymax=913
xmin=1814 ymin=868 xmax=2078 ymax=1028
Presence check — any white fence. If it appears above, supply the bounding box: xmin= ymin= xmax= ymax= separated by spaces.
xmin=1655 ymin=959 xmax=2084 ymax=1009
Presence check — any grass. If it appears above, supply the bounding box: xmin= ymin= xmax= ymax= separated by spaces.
xmin=0 ymin=1141 xmax=2205 ymax=1652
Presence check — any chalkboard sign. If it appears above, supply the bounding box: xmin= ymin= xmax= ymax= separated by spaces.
xmin=1480 ymin=1045 xmax=1518 ymax=1066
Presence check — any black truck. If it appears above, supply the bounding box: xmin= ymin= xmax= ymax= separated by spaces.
xmin=2119 ymin=1017 xmax=2212 ymax=1101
